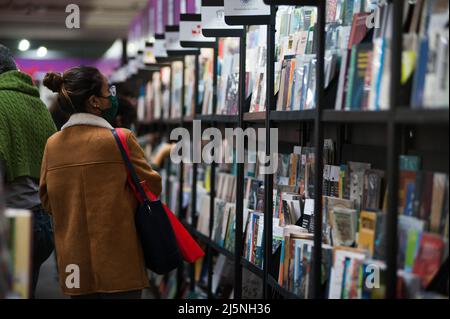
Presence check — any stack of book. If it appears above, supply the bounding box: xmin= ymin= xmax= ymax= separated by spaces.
xmin=272 ymin=141 xmax=335 ymax=296
xmin=0 ymin=183 xmax=10 ymax=298
xmin=247 ymin=25 xmax=268 ymax=113
xmin=325 ymin=154 xmax=448 ymax=299
xmin=150 ymin=71 xmax=162 ymax=121
xmin=161 ymin=67 xmax=172 ymax=120
xmin=171 ymin=61 xmax=183 ymax=119
xmin=333 ymin=0 xmax=449 ymax=111
xmin=4 ymin=209 xmax=33 ymax=299
xmin=275 ymin=6 xmax=319 ymax=111
xmin=410 ymin=0 xmax=449 ymax=109
xmin=184 ymin=55 xmax=197 ymax=117
xmin=243 ymin=149 xmax=266 ymax=268
xmin=212 ymin=172 xmax=237 ymax=251
xmin=200 ymin=49 xmax=215 ymax=115
xmin=216 ymin=38 xmax=240 ymax=115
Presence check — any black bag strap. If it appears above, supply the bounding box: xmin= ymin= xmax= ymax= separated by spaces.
xmin=111 ymin=129 xmax=150 ymax=205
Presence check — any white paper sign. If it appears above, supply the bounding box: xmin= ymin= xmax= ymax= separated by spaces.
xmin=224 ymin=0 xmax=270 ymax=17
xmin=153 ymin=36 xmax=168 ymax=58
xmin=165 ymin=29 xmax=191 ymax=51
xmin=179 ymin=19 xmax=215 ymax=43
xmin=201 ymin=6 xmax=243 ymax=30
xmin=143 ymin=47 xmax=156 ymax=64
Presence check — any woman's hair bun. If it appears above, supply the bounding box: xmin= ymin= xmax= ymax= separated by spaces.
xmin=43 ymin=72 xmax=64 ymax=93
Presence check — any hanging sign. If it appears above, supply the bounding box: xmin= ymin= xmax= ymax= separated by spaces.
xmin=224 ymin=0 xmax=271 ymax=25
xmin=179 ymin=14 xmax=215 ymax=48
xmin=143 ymin=42 xmax=157 ymax=64
xmin=201 ymin=0 xmax=243 ymax=37
xmin=263 ymin=0 xmax=317 ymax=5
xmin=153 ymin=33 xmax=168 ymax=58
xmin=165 ymin=25 xmax=199 ymax=55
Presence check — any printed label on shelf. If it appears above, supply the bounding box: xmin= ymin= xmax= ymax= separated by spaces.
xmin=201 ymin=6 xmax=243 ymax=30
xmin=224 ymin=0 xmax=270 ymax=17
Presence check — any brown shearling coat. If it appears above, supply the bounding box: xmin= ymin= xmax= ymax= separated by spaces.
xmin=39 ymin=113 xmax=162 ymax=296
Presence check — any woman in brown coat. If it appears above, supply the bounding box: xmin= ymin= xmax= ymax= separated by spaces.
xmin=39 ymin=66 xmax=162 ymax=299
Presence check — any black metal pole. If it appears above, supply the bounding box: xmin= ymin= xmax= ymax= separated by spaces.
xmin=263 ymin=6 xmax=276 ymax=299
xmin=312 ymin=0 xmax=325 ymax=299
xmin=177 ymin=58 xmax=185 ymax=298
xmin=234 ymin=29 xmax=247 ymax=300
xmin=386 ymin=0 xmax=403 ymax=299
xmin=189 ymin=54 xmax=198 ymax=292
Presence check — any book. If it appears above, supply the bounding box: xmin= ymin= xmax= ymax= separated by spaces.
xmin=302 ymin=199 xmax=315 ymax=233
xmin=345 ymin=43 xmax=373 ymax=110
xmin=328 ymin=247 xmax=367 ymax=299
xmin=357 ymin=210 xmax=377 ymax=257
xmin=5 ymin=209 xmax=32 ymax=299
xmin=362 ymin=169 xmax=385 ymax=211
xmin=322 ymin=196 xmax=355 ymax=245
xmin=349 ymin=161 xmax=371 ymax=210
xmin=412 ymin=232 xmax=445 ymax=288
xmin=430 ymin=173 xmax=447 ymax=234
xmin=196 ymin=194 xmax=211 ymax=236
xmin=398 ymin=215 xmax=425 ymax=271
xmin=347 ymin=12 xmax=370 ymax=49
xmin=331 ymin=207 xmax=358 ymax=247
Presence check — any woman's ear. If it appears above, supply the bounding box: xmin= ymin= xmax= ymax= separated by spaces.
xmin=87 ymin=95 xmax=99 ymax=109
xmin=85 ymin=95 xmax=102 ymax=115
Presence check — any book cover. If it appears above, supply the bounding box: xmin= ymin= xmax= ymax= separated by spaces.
xmin=399 ymin=170 xmax=417 ymax=215
xmin=412 ymin=232 xmax=445 ymax=287
xmin=430 ymin=173 xmax=446 ymax=234
xmin=349 ymin=43 xmax=373 ymax=110
xmin=358 ymin=210 xmax=377 ymax=257
xmin=419 ymin=171 xmax=434 ymax=221
xmin=349 ymin=161 xmax=371 ymax=210
xmin=362 ymin=169 xmax=385 ymax=211
xmin=344 ymin=45 xmax=358 ymax=111
xmin=335 ymin=49 xmax=351 ymax=110
xmin=347 ymin=12 xmax=370 ymax=49
xmin=5 ymin=209 xmax=32 ymax=299
xmin=323 ymin=196 xmax=355 ymax=245
xmin=398 ymin=215 xmax=425 ymax=270
xmin=332 ymin=207 xmax=358 ymax=247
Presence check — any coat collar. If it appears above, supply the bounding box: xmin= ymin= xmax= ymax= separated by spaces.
xmin=61 ymin=113 xmax=113 ymax=130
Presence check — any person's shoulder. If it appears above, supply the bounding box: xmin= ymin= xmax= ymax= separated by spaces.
xmin=116 ymin=128 xmax=135 ymax=141
xmin=46 ymin=130 xmax=64 ymax=144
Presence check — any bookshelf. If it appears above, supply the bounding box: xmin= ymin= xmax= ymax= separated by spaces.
xmin=118 ymin=0 xmax=449 ymax=300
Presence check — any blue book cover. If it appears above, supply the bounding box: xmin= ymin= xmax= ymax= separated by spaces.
xmin=411 ymin=38 xmax=429 ymax=108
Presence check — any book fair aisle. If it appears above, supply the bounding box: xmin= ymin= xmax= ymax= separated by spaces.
xmin=0 ymin=0 xmax=448 ymax=302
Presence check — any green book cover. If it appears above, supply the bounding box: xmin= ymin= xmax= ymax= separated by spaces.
xmin=399 ymin=155 xmax=421 ymax=171
xmin=344 ymin=46 xmax=358 ymax=110
xmin=404 ymin=229 xmax=421 ymax=272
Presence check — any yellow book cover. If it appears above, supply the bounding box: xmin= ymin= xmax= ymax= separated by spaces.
xmin=5 ymin=209 xmax=32 ymax=299
xmin=357 ymin=211 xmax=377 ymax=257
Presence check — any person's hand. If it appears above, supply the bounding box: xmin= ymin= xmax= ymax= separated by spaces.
xmin=152 ymin=143 xmax=175 ymax=168
xmin=160 ymin=143 xmax=175 ymax=157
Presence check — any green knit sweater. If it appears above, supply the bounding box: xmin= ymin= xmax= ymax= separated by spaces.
xmin=0 ymin=70 xmax=56 ymax=182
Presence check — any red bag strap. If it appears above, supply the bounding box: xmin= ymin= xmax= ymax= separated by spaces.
xmin=115 ymin=128 xmax=158 ymax=202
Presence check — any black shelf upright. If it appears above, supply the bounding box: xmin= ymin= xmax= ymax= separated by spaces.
xmin=385 ymin=0 xmax=404 ymax=299
xmin=234 ymin=27 xmax=247 ymax=300
xmin=312 ymin=0 xmax=326 ymax=299
xmin=263 ymin=5 xmax=276 ymax=299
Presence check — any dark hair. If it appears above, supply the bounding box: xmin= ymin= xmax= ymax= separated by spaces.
xmin=113 ymin=95 xmax=137 ymax=129
xmin=43 ymin=66 xmax=104 ymax=114
xmin=0 ymin=44 xmax=17 ymax=74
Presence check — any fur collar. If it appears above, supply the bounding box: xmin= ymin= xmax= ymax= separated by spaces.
xmin=61 ymin=113 xmax=113 ymax=130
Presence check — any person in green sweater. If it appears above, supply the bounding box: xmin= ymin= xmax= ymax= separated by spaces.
xmin=0 ymin=44 xmax=57 ymax=298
